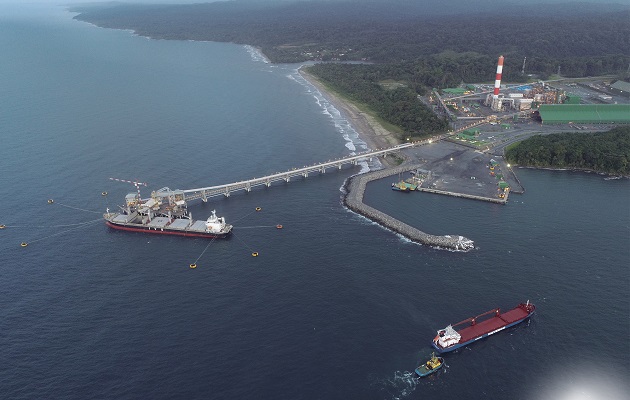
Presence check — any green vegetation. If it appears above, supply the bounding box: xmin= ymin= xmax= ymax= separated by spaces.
xmin=72 ymin=1 xmax=630 ymax=79
xmin=505 ymin=127 xmax=630 ymax=175
xmin=71 ymin=1 xmax=630 ymax=138
xmin=307 ymin=63 xmax=449 ymax=138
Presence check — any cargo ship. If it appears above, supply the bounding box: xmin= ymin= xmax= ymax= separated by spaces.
xmin=103 ymin=187 xmax=232 ymax=238
xmin=432 ymin=301 xmax=535 ymax=353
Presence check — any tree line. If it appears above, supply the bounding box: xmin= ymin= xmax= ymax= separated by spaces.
xmin=505 ymin=127 xmax=630 ymax=175
xmin=306 ymin=64 xmax=449 ymax=138
xmin=72 ymin=1 xmax=630 ymax=79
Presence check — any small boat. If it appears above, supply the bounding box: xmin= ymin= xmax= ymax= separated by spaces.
xmin=391 ymin=180 xmax=418 ymax=192
xmin=415 ymin=352 xmax=444 ymax=377
xmin=391 ymin=181 xmax=411 ymax=192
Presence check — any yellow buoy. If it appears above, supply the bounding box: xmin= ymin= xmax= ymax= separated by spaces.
xmin=252 ymin=252 xmax=259 ymax=257
xmin=276 ymin=224 xmax=283 ymax=229
xmin=189 ymin=263 xmax=197 ymax=269
xmin=20 ymin=242 xmax=28 ymax=247
xmin=47 ymin=199 xmax=54 ymax=204
xmin=102 ymin=191 xmax=108 ymax=196
xmin=255 ymin=207 xmax=262 ymax=212
xmin=0 ymin=224 xmax=5 ymax=229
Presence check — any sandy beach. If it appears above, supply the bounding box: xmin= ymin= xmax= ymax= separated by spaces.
xmin=298 ymin=67 xmax=401 ymax=162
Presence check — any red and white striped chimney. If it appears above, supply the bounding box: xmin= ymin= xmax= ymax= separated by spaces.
xmin=493 ymin=55 xmax=504 ymax=97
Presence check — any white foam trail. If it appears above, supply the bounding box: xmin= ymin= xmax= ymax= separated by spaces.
xmin=369 ymin=370 xmax=418 ymax=399
xmin=287 ymin=67 xmax=382 ymax=174
xmin=243 ymin=45 xmax=269 ymax=64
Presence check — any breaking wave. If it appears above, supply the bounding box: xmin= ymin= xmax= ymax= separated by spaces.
xmin=286 ymin=66 xmax=381 ymax=175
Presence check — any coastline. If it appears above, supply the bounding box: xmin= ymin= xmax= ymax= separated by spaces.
xmin=298 ymin=66 xmax=402 ymax=167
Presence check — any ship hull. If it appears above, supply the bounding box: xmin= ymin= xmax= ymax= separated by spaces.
xmin=105 ymin=221 xmax=231 ymax=239
xmin=432 ymin=303 xmax=535 ymax=353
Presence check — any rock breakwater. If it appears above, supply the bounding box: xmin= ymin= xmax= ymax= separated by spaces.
xmin=343 ymin=164 xmax=474 ymax=251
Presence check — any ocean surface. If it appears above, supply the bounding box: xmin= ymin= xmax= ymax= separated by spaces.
xmin=1 ymin=4 xmax=628 ymax=399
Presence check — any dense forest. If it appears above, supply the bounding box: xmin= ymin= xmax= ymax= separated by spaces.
xmin=505 ymin=127 xmax=630 ymax=175
xmin=72 ymin=1 xmax=630 ymax=138
xmin=72 ymin=1 xmax=630 ymax=79
xmin=307 ymin=63 xmax=449 ymax=137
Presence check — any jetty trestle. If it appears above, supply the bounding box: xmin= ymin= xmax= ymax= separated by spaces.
xmin=175 ymin=140 xmax=443 ymax=203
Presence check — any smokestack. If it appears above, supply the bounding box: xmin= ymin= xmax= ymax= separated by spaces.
xmin=493 ymin=55 xmax=504 ymax=97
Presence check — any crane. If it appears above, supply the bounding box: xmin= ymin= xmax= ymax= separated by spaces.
xmin=109 ymin=178 xmax=148 ymax=199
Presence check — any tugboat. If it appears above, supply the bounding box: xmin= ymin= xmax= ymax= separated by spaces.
xmin=415 ymin=352 xmax=444 ymax=377
xmin=432 ymin=301 xmax=535 ymax=353
xmin=391 ymin=181 xmax=412 ymax=192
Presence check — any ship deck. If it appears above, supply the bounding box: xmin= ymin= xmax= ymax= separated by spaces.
xmin=457 ymin=307 xmax=530 ymax=342
xmin=108 ymin=213 xmax=211 ymax=234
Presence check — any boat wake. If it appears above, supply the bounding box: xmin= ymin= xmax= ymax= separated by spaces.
xmin=369 ymin=370 xmax=418 ymax=400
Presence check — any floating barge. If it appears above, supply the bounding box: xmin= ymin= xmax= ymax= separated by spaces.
xmin=432 ymin=301 xmax=535 ymax=353
xmin=104 ymin=187 xmax=232 ymax=238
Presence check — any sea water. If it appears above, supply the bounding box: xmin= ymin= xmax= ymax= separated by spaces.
xmin=0 ymin=4 xmax=628 ymax=399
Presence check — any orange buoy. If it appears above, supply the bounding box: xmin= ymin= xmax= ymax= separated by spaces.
xmin=189 ymin=263 xmax=197 ymax=269
xmin=276 ymin=224 xmax=283 ymax=229
xmin=252 ymin=252 xmax=259 ymax=257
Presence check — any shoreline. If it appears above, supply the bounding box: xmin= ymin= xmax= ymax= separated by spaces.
xmin=298 ymin=67 xmax=402 ymax=167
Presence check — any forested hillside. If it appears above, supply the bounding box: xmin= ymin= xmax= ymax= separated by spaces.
xmin=307 ymin=63 xmax=449 ymax=137
xmin=72 ymin=1 xmax=630 ymax=138
xmin=73 ymin=1 xmax=630 ymax=79
xmin=505 ymin=127 xmax=630 ymax=175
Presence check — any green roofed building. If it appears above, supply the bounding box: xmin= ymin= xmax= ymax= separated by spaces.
xmin=538 ymin=104 xmax=630 ymax=124
xmin=442 ymin=88 xmax=467 ymax=95
xmin=565 ymin=94 xmax=581 ymax=104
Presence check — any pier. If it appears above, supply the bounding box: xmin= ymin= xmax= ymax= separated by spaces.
xmin=179 ymin=142 xmax=424 ymax=202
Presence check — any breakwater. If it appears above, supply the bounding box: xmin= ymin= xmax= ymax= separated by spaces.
xmin=343 ymin=164 xmax=475 ymax=251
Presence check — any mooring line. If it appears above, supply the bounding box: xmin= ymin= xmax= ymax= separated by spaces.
xmin=25 ymin=219 xmax=102 ymax=245
xmin=192 ymin=237 xmax=218 ymax=265
xmin=235 ymin=225 xmax=278 ymax=229
xmin=55 ymin=202 xmax=102 ymax=214
xmin=5 ymin=218 xmax=103 ymax=229
xmin=231 ymin=231 xmax=255 ymax=253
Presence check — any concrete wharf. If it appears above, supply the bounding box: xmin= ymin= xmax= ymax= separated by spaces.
xmin=416 ymin=187 xmax=508 ymax=204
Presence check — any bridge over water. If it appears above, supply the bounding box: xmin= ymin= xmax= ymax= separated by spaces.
xmin=179 ymin=142 xmax=425 ymax=202
xmin=151 ymin=126 xmax=488 ymax=204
